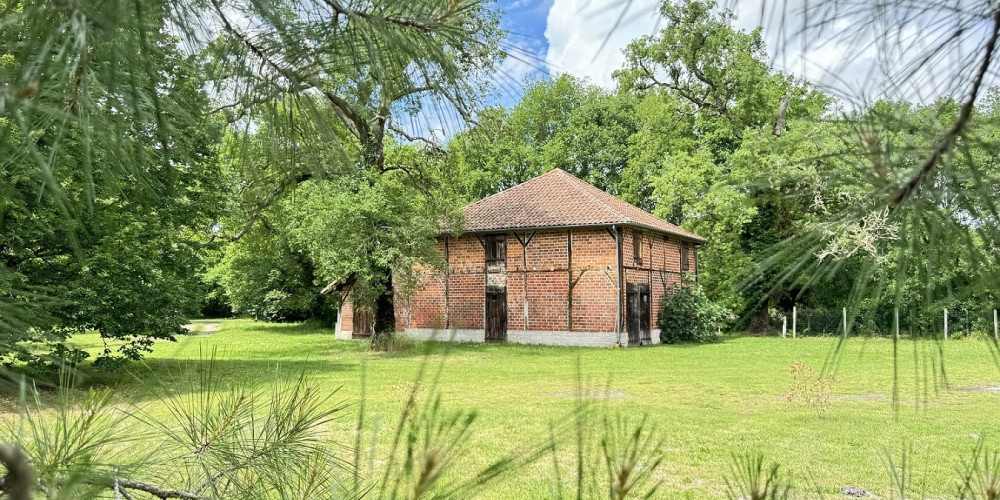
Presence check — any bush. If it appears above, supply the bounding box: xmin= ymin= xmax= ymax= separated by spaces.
xmin=657 ymin=276 xmax=725 ymax=344
xmin=369 ymin=331 xmax=423 ymax=353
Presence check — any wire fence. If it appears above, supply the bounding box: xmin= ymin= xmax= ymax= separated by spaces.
xmin=771 ymin=306 xmax=1000 ymax=339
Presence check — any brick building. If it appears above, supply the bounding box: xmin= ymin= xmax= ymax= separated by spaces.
xmin=336 ymin=169 xmax=706 ymax=347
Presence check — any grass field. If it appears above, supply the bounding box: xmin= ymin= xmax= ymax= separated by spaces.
xmin=12 ymin=319 xmax=1000 ymax=499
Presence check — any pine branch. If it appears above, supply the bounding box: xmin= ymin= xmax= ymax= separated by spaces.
xmin=115 ymin=478 xmax=204 ymax=500
xmin=320 ymin=0 xmax=445 ymax=33
xmin=0 ymin=445 xmax=32 ymax=500
xmin=889 ymin=8 xmax=1000 ymax=208
xmin=209 ymin=0 xmax=370 ymax=141
xmin=0 ymin=471 xmax=205 ymax=500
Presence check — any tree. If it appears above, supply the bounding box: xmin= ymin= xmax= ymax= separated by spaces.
xmin=765 ymin=95 xmax=1000 ymax=334
xmin=730 ymin=1 xmax=1000 ymax=341
xmin=1 ymin=0 xmax=506 ymax=363
xmin=0 ymin=1 xmax=224 ymax=367
xmin=204 ymin=0 xmax=504 ymax=335
xmin=616 ymin=0 xmax=832 ymax=331
xmin=209 ymin=119 xmax=457 ymax=328
xmin=450 ymin=75 xmax=643 ymax=205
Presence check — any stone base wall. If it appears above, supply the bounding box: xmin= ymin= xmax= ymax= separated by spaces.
xmin=336 ymin=321 xmax=663 ymax=348
xmin=403 ymin=328 xmax=620 ymax=347
xmin=334 ymin=327 xmax=353 ymax=341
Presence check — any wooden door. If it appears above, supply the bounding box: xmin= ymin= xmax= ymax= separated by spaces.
xmin=626 ymin=283 xmax=650 ymax=346
xmin=484 ymin=234 xmax=507 ymax=342
xmin=352 ymin=309 xmax=373 ymax=339
xmin=485 ymin=290 xmax=507 ymax=342
xmin=639 ymin=286 xmax=651 ymax=344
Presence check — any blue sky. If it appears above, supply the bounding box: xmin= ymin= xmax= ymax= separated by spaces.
xmin=489 ymin=0 xmax=553 ymax=105
xmin=402 ymin=0 xmax=998 ymax=140
xmin=482 ymin=0 xmax=997 ymax=109
xmin=488 ymin=0 xmax=668 ymax=106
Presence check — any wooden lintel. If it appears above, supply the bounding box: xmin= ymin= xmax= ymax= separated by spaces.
xmin=623 ymin=265 xmax=685 ymax=275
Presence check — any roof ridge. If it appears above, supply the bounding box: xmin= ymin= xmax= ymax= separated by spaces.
xmin=457 ymin=168 xmax=707 ymax=242
xmin=465 ymin=168 xmax=564 ymax=208
xmin=556 ymin=170 xmax=629 ymax=223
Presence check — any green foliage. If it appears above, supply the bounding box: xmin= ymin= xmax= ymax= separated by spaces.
xmin=2 ymin=0 xmax=507 ymax=359
xmin=617 ymin=0 xmax=833 ymax=329
xmin=600 ymin=414 xmax=665 ymax=500
xmin=724 ymin=453 xmax=790 ymax=500
xmin=0 ymin=1 xmax=224 ymax=367
xmin=449 ymin=75 xmax=645 ymax=206
xmin=657 ymin=277 xmax=725 ymax=344
xmin=368 ymin=330 xmax=424 ymax=353
xmin=956 ymin=440 xmax=1000 ymax=500
xmin=281 ymin=151 xmax=459 ymax=312
xmin=212 ymin=227 xmax=333 ymax=323
xmin=763 ymin=96 xmax=1000 ymax=337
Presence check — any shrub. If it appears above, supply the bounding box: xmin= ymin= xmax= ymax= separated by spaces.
xmin=369 ymin=331 xmax=423 ymax=353
xmin=657 ymin=276 xmax=725 ymax=344
xmin=786 ymin=361 xmax=837 ymax=415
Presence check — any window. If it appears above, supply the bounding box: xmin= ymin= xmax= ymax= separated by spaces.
xmin=680 ymin=243 xmax=690 ymax=272
xmin=485 ymin=234 xmax=506 ymax=265
xmin=633 ymin=231 xmax=643 ymax=265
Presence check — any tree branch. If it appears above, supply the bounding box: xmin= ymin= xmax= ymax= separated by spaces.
xmin=890 ymin=8 xmax=1000 ymax=208
xmin=388 ymin=123 xmax=444 ymax=152
xmin=392 ymin=84 xmax=435 ymax=102
xmin=637 ymin=61 xmax=717 ymax=112
xmin=210 ymin=0 xmax=370 ymax=141
xmin=200 ymin=173 xmax=313 ymax=246
xmin=0 ymin=469 xmax=204 ymax=500
xmin=0 ymin=445 xmax=31 ymax=500
xmin=115 ymin=478 xmax=204 ymax=500
xmin=320 ymin=0 xmax=443 ymax=33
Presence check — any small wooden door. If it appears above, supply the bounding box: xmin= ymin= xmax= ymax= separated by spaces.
xmin=626 ymin=283 xmax=651 ymax=346
xmin=352 ymin=309 xmax=373 ymax=339
xmin=484 ymin=234 xmax=507 ymax=342
xmin=485 ymin=290 xmax=507 ymax=342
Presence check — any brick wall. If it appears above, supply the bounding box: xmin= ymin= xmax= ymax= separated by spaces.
xmin=344 ymin=225 xmax=700 ymax=343
xmin=621 ymin=228 xmax=694 ymax=329
xmin=341 ymin=298 xmax=353 ymax=332
xmin=395 ymin=227 xmax=622 ymax=336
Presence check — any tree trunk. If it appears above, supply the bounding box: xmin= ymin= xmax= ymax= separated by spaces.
xmin=371 ymin=268 xmax=395 ymax=337
xmin=748 ymin=299 xmax=771 ymax=334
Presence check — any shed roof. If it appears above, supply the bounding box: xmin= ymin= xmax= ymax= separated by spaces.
xmin=459 ymin=169 xmax=706 ymax=243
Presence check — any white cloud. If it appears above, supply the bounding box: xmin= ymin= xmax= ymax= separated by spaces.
xmin=544 ymin=0 xmax=998 ymax=105
xmin=544 ymin=0 xmax=661 ymax=88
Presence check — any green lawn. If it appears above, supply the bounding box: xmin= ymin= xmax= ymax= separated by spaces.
xmin=22 ymin=319 xmax=1000 ymax=498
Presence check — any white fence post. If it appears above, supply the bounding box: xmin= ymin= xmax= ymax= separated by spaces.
xmin=842 ymin=307 xmax=848 ymax=338
xmin=944 ymin=308 xmax=949 ymax=340
xmin=792 ymin=306 xmax=797 ymax=339
xmin=782 ymin=316 xmax=787 ymax=339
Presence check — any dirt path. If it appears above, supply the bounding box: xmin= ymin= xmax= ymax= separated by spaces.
xmin=183 ymin=322 xmax=221 ymax=335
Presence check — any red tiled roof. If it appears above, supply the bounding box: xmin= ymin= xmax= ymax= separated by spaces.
xmin=459 ymin=169 xmax=706 ymax=243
